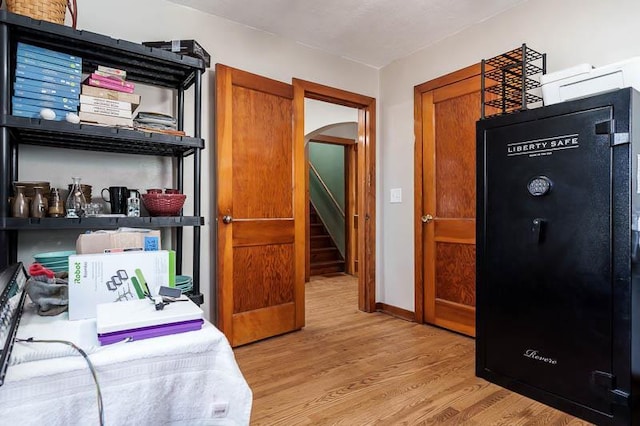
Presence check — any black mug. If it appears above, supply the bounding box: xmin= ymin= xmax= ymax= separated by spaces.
xmin=102 ymin=186 xmax=129 ymax=214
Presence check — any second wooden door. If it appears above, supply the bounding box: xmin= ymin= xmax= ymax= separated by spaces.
xmin=415 ymin=65 xmax=481 ymax=337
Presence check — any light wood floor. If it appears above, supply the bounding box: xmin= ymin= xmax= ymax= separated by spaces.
xmin=234 ymin=274 xmax=592 ymax=425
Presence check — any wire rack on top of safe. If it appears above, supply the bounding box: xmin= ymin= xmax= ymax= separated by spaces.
xmin=481 ymin=44 xmax=546 ymax=119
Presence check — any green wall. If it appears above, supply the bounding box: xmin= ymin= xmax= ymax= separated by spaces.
xmin=309 ymin=142 xmax=344 ymax=210
xmin=309 ymin=142 xmax=345 ymax=256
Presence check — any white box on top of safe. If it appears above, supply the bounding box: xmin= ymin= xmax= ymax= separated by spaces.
xmin=541 ymin=58 xmax=640 ymax=105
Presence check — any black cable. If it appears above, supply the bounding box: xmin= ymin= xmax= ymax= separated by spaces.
xmin=15 ymin=337 xmax=104 ymax=426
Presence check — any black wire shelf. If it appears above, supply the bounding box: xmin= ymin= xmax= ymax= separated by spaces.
xmin=0 ymin=216 xmax=203 ymax=230
xmin=0 ymin=11 xmax=205 ymax=89
xmin=481 ymin=44 xmax=546 ymax=119
xmin=1 ymin=115 xmax=203 ymax=157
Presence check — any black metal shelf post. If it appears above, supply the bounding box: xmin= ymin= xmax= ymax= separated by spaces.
xmin=0 ymin=11 xmax=207 ymax=304
xmin=191 ymin=68 xmax=203 ymax=305
xmin=1 ymin=19 xmax=14 ymax=268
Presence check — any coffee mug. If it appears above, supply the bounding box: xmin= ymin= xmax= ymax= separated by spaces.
xmin=102 ymin=186 xmax=130 ymax=214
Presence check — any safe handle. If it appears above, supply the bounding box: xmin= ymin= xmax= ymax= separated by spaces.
xmin=531 ymin=218 xmax=545 ymax=244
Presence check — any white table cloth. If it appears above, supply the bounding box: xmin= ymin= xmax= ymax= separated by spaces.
xmin=0 ymin=304 xmax=252 ymax=425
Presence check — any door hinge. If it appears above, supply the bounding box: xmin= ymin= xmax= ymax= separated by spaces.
xmin=595 ymin=119 xmax=630 ymax=146
xmin=590 ymin=370 xmax=630 ymax=406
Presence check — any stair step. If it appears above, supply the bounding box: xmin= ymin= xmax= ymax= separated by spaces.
xmin=310 ymin=223 xmax=327 ymax=236
xmin=310 ymin=235 xmax=333 ymax=248
xmin=309 ymin=202 xmax=344 ymax=275
xmin=310 ymin=260 xmax=345 ymax=276
xmin=310 ymin=247 xmax=341 ymax=262
xmin=309 ymin=211 xmax=321 ymax=223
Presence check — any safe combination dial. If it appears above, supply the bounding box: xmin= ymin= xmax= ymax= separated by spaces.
xmin=527 ymin=176 xmax=552 ymax=196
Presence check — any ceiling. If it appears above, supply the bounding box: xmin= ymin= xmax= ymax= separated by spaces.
xmin=167 ymin=0 xmax=527 ymax=68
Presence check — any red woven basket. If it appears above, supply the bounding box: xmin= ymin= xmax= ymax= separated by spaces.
xmin=141 ymin=193 xmax=186 ymax=216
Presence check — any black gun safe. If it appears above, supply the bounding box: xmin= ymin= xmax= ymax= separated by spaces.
xmin=476 ymin=88 xmax=640 ymax=425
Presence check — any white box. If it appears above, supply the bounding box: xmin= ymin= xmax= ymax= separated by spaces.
xmin=68 ymin=250 xmax=175 ymax=320
xmin=96 ymin=298 xmax=202 ymax=334
xmin=541 ymin=58 xmax=640 ymax=105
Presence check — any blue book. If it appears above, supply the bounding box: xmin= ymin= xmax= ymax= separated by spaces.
xmin=13 ymin=90 xmax=79 ymax=106
xmin=17 ymin=49 xmax=82 ymax=71
xmin=17 ymin=55 xmax=82 ymax=76
xmin=13 ymin=80 xmax=78 ymax=98
xmin=13 ymin=96 xmax=78 ymax=112
xmin=17 ymin=42 xmax=82 ymax=66
xmin=17 ymin=43 xmax=82 ymax=71
xmin=15 ymin=66 xmax=81 ymax=87
xmin=16 ymin=63 xmax=82 ymax=83
xmin=12 ymin=104 xmax=69 ymax=121
xmin=14 ymin=76 xmax=81 ymax=95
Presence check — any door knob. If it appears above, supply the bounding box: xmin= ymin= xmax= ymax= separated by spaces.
xmin=421 ymin=214 xmax=434 ymax=224
xmin=222 ymin=215 xmax=233 ymax=224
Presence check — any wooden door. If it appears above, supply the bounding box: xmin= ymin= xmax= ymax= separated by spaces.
xmin=414 ymin=64 xmax=482 ymax=337
xmin=216 ymin=64 xmax=305 ymax=347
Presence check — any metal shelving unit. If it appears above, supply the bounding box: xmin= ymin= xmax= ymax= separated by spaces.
xmin=0 ymin=11 xmax=206 ymax=304
xmin=481 ymin=44 xmax=546 ymax=119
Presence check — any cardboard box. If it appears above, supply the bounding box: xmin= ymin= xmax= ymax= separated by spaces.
xmin=76 ymin=228 xmax=161 ymax=254
xmin=68 ymin=250 xmax=175 ymax=320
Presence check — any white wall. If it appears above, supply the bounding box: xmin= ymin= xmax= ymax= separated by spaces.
xmin=305 ymin=99 xmax=358 ymax=136
xmin=378 ymin=0 xmax=640 ymax=311
xmin=16 ymin=0 xmax=378 ymax=320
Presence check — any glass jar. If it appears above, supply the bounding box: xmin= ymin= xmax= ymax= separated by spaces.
xmin=65 ymin=177 xmax=87 ymax=218
xmin=11 ymin=185 xmax=29 ymax=218
xmin=48 ymin=188 xmax=64 ymax=217
xmin=127 ymin=190 xmax=140 ymax=217
xmin=29 ymin=186 xmax=47 ymax=218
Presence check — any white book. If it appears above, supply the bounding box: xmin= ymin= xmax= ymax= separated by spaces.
xmin=80 ymin=103 xmax=133 ymax=118
xmin=79 ymin=110 xmax=133 ymax=127
xmin=97 ymin=65 xmax=127 ymax=78
xmin=80 ymin=94 xmax=133 ymax=111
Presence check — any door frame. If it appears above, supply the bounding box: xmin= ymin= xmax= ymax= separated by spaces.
xmin=306 ymin=134 xmax=358 ymax=277
xmin=413 ymin=63 xmax=481 ymax=323
xmin=293 ymin=78 xmax=376 ymax=312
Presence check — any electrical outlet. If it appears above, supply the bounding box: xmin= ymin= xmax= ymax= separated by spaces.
xmin=390 ymin=188 xmax=402 ymax=203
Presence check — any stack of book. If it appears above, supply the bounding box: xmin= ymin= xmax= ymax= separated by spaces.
xmin=79 ymin=66 xmax=140 ymax=127
xmin=12 ymin=42 xmax=82 ymax=121
xmin=133 ymin=112 xmax=184 ymax=136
